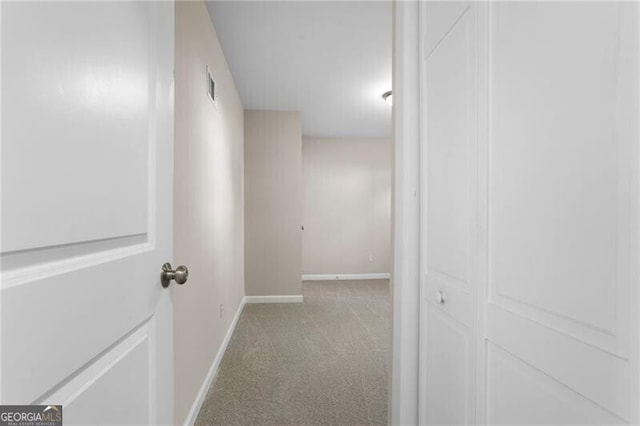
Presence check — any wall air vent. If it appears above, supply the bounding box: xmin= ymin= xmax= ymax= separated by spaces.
xmin=207 ymin=66 xmax=217 ymax=107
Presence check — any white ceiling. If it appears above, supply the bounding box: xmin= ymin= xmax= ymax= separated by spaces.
xmin=206 ymin=1 xmax=392 ymax=138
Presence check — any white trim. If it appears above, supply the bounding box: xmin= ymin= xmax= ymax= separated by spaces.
xmin=244 ymin=295 xmax=303 ymax=304
xmin=183 ymin=297 xmax=246 ymax=426
xmin=302 ymin=273 xmax=390 ymax=281
xmin=391 ymin=0 xmax=421 ymax=425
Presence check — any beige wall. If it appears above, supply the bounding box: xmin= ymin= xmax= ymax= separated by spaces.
xmin=244 ymin=110 xmax=302 ymax=296
xmin=302 ymin=137 xmax=391 ymax=274
xmin=174 ymin=2 xmax=245 ymax=424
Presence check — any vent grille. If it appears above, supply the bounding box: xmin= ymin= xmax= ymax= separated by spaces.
xmin=207 ymin=66 xmax=217 ymax=106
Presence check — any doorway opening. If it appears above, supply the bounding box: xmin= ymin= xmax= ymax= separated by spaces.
xmin=173 ymin=1 xmax=395 ymax=424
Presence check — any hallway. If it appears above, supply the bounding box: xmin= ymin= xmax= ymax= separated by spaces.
xmin=195 ymin=280 xmax=389 ymax=425
xmin=3 ymin=1 xmax=639 ymax=423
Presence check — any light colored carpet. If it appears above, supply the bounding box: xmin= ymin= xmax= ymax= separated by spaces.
xmin=195 ymin=279 xmax=390 ymax=425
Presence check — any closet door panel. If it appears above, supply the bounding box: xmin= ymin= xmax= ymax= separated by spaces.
xmin=420 ymin=4 xmax=477 ymax=425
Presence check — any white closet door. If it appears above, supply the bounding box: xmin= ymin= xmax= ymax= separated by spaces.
xmin=419 ymin=2 xmax=477 ymax=425
xmin=480 ymin=2 xmax=638 ymax=423
xmin=420 ymin=1 xmax=640 ymax=424
xmin=1 ymin=2 xmax=175 ymax=424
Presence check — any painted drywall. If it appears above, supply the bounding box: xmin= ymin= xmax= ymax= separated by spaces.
xmin=244 ymin=110 xmax=302 ymax=296
xmin=302 ymin=137 xmax=391 ymax=274
xmin=174 ymin=1 xmax=245 ymax=424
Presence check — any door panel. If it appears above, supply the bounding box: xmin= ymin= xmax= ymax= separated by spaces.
xmin=420 ymin=3 xmax=476 ymax=425
xmin=48 ymin=326 xmax=151 ymax=425
xmin=425 ymin=308 xmax=470 ymax=425
xmin=2 ymin=1 xmax=150 ymax=252
xmin=486 ymin=305 xmax=629 ymax=419
xmin=486 ymin=343 xmax=624 ymax=425
xmin=483 ymin=1 xmax=637 ymax=423
xmin=2 ymin=259 xmax=157 ymax=404
xmin=1 ymin=2 xmax=174 ymax=423
xmin=489 ymin=1 xmax=628 ymax=353
xmin=425 ymin=7 xmax=472 ymax=284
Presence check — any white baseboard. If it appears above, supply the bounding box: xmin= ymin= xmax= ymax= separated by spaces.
xmin=302 ymin=273 xmax=391 ymax=281
xmin=244 ymin=295 xmax=304 ymax=303
xmin=183 ymin=296 xmax=246 ymax=426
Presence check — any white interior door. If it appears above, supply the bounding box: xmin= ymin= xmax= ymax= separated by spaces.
xmin=420 ymin=1 xmax=639 ymax=424
xmin=1 ymin=2 xmax=175 ymax=424
xmin=480 ymin=2 xmax=638 ymax=423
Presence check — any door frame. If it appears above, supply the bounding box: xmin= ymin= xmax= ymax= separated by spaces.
xmin=390 ymin=0 xmax=421 ymax=424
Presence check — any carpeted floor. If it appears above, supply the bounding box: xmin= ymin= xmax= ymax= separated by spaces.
xmin=195 ymin=279 xmax=390 ymax=425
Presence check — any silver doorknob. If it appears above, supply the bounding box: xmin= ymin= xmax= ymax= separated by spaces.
xmin=436 ymin=290 xmax=445 ymax=304
xmin=161 ymin=263 xmax=189 ymax=288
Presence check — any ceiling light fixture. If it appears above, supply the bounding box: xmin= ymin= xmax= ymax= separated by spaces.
xmin=382 ymin=90 xmax=392 ymax=106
